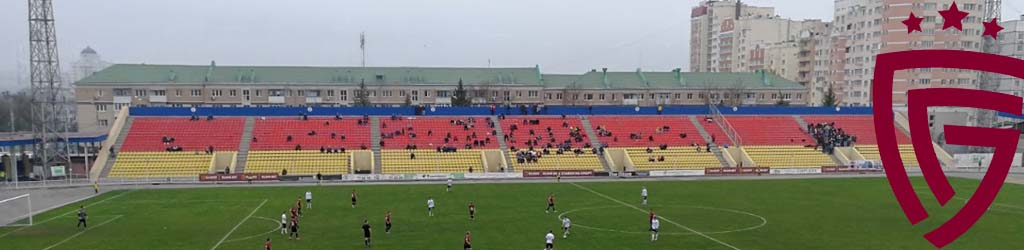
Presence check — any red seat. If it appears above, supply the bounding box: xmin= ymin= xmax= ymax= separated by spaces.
xmin=589 ymin=116 xmax=707 ymax=147
xmin=379 ymin=116 xmax=498 ymax=150
xmin=727 ymin=116 xmax=812 ymax=146
xmin=121 ymin=117 xmax=244 ymax=152
xmin=250 ymin=117 xmax=371 ymax=150
xmin=698 ymin=117 xmax=735 ymax=146
xmin=802 ymin=115 xmax=912 ymax=144
xmin=502 ymin=116 xmax=588 ymax=150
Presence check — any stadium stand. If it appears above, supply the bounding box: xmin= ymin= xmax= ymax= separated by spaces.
xmin=726 ymin=116 xmax=833 ymax=168
xmin=727 ymin=116 xmax=812 ymax=146
xmin=589 ymin=116 xmax=706 ymax=147
xmin=111 ymin=117 xmax=244 ymax=178
xmin=502 ymin=116 xmax=589 ymax=150
xmin=698 ymin=116 xmax=735 ymax=146
xmin=382 ymin=150 xmax=485 ymax=173
xmin=855 ymin=145 xmax=919 ymax=166
xmin=802 ymin=115 xmax=917 ymax=166
xmin=379 ymin=116 xmax=498 ymax=150
xmin=625 ymin=147 xmax=721 ymax=170
xmin=250 ymin=117 xmax=371 ymax=150
xmin=120 ymin=117 xmax=244 ymax=151
xmin=109 ymin=152 xmax=214 ymax=178
xmin=245 ymin=150 xmax=350 ymax=175
xmin=743 ymin=146 xmax=835 ymax=168
xmin=801 ymin=115 xmax=912 ymax=145
xmin=509 ymin=149 xmax=603 ymax=171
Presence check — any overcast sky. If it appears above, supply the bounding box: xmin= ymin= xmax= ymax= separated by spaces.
xmin=0 ymin=0 xmax=1022 ymax=91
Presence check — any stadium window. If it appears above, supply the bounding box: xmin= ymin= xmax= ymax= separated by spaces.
xmin=96 ymin=104 xmax=107 ymax=112
xmin=687 ymin=93 xmax=693 ymax=99
xmin=371 ymin=91 xmax=377 ymax=97
xmin=400 ymin=90 xmax=406 ymax=97
xmin=528 ymin=91 xmax=538 ymax=97
xmin=573 ymin=94 xmax=579 ymax=100
xmin=297 ymin=90 xmax=305 ymax=96
xmin=212 ymin=90 xmax=223 ymax=97
xmin=556 ymin=93 xmax=562 ymax=100
xmin=134 ymin=90 xmax=147 ymax=96
xmin=98 ymin=120 xmax=109 ymax=126
xmin=674 ymin=93 xmax=680 ymax=99
xmin=492 ymin=91 xmax=498 ymax=97
xmin=340 ymin=90 xmax=348 ymax=100
xmin=599 ymin=93 xmax=605 ymax=100
xmin=255 ymin=90 xmax=261 ymax=97
xmin=113 ymin=88 xmax=131 ymax=96
xmin=546 ymin=93 xmax=552 ymax=100
xmin=516 ymin=91 xmax=522 ymax=97
xmin=327 ymin=90 xmax=335 ymax=97
xmin=191 ymin=89 xmax=202 ymax=96
xmin=229 ymin=90 xmax=237 ymax=97
xmin=96 ymin=90 xmax=104 ymax=97
xmin=152 ymin=90 xmax=166 ymax=96
xmin=436 ymin=90 xmax=450 ymax=97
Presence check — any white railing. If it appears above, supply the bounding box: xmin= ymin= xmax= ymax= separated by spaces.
xmin=708 ymin=104 xmax=742 ymax=147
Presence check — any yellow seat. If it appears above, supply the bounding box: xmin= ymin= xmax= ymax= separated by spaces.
xmin=624 ymin=147 xmax=722 ymax=170
xmin=245 ymin=150 xmax=349 ymax=175
xmin=855 ymin=144 xmax=919 ymax=167
xmin=109 ymin=151 xmax=220 ymax=178
xmin=742 ymin=146 xmax=834 ymax=168
xmin=382 ymin=150 xmax=484 ymax=173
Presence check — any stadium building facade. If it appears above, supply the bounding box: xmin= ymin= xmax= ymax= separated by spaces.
xmin=74 ymin=64 xmax=808 ymax=132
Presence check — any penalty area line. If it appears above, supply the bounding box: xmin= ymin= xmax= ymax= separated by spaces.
xmin=0 ymin=190 xmax=136 ymax=239
xmin=42 ymin=215 xmax=124 ymax=250
xmin=210 ymin=199 xmax=268 ymax=250
xmin=570 ymin=182 xmax=742 ymax=250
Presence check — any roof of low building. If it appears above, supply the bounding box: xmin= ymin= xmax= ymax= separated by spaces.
xmin=78 ymin=64 xmax=804 ymax=90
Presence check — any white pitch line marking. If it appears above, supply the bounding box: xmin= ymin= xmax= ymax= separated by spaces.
xmin=42 ymin=215 xmax=123 ymax=250
xmin=570 ymin=182 xmax=742 ymax=250
xmin=222 ymin=216 xmax=281 ymax=243
xmin=210 ymin=199 xmax=268 ymax=250
xmin=0 ymin=190 xmax=135 ymax=239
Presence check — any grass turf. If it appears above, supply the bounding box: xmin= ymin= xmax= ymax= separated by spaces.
xmin=0 ymin=177 xmax=1022 ymax=249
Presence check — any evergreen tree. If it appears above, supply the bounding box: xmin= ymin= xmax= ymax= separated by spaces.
xmin=354 ymin=79 xmax=371 ymax=107
xmin=451 ymin=79 xmax=471 ymax=106
xmin=821 ymin=85 xmax=837 ymax=107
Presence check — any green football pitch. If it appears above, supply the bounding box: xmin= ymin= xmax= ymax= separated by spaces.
xmin=1 ymin=177 xmax=1022 ymax=250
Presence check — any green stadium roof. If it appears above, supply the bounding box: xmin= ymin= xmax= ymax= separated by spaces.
xmin=79 ymin=64 xmax=804 ymax=90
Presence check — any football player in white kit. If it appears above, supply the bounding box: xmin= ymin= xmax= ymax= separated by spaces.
xmin=641 ymin=186 xmax=648 ymax=207
xmin=650 ymin=218 xmax=660 ymax=242
xmin=561 ymin=216 xmax=572 ymax=239
xmin=280 ymin=212 xmax=288 ymax=235
xmin=427 ymin=197 xmax=436 ymax=216
xmin=305 ymin=191 xmax=313 ymax=209
xmin=545 ymin=230 xmax=556 ymax=250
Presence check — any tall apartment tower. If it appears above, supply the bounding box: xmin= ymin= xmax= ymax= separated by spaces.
xmin=690 ymin=0 xmax=775 ymax=73
xmin=831 ymin=0 xmax=985 ymax=107
xmin=996 ymin=16 xmax=1024 ymax=97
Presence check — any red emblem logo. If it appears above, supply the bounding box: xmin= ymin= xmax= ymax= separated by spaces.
xmin=872 ymin=50 xmax=1023 ymax=248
